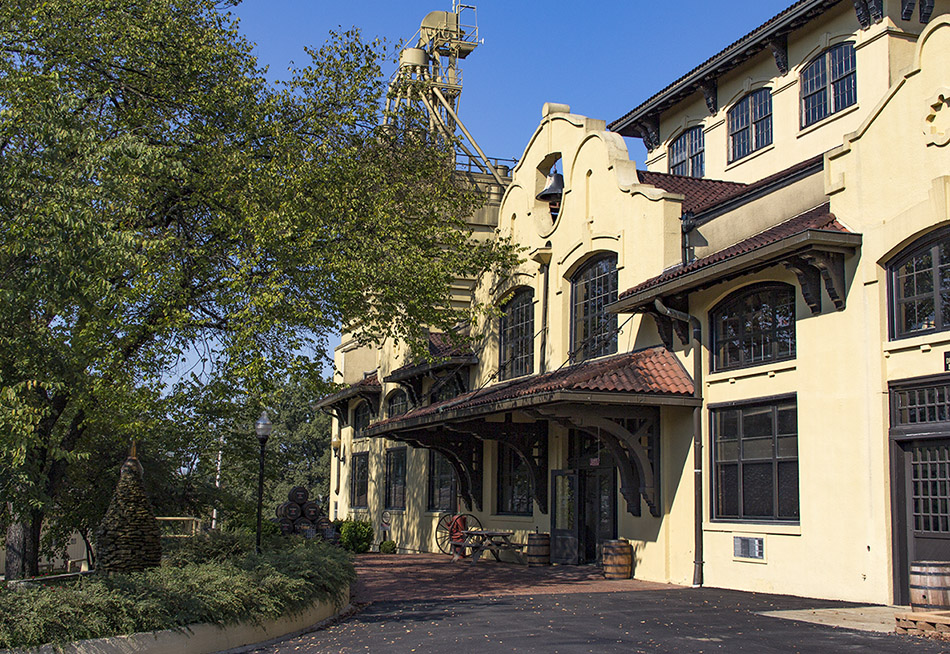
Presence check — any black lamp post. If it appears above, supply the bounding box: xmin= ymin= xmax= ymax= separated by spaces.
xmin=254 ymin=411 xmax=273 ymax=555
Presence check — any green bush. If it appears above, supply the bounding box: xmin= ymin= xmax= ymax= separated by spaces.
xmin=0 ymin=536 xmax=355 ymax=649
xmin=338 ymin=519 xmax=373 ymax=553
xmin=379 ymin=540 xmax=397 ymax=554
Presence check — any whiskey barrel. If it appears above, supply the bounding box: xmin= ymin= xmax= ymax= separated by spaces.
xmin=910 ymin=561 xmax=950 ymax=611
xmin=277 ymin=518 xmax=295 ymax=535
xmin=288 ymin=486 xmax=309 ymax=504
xmin=301 ymin=501 xmax=321 ymax=521
xmin=602 ymin=540 xmax=633 ymax=580
xmin=294 ymin=517 xmax=314 ymax=535
xmin=276 ymin=501 xmax=302 ymax=521
xmin=526 ymin=533 xmax=551 ymax=566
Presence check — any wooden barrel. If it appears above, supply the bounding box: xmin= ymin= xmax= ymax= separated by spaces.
xmin=276 ymin=501 xmax=302 ymax=520
xmin=294 ymin=517 xmax=314 ymax=535
xmin=301 ymin=501 xmax=321 ymax=521
xmin=288 ymin=486 xmax=309 ymax=504
xmin=910 ymin=561 xmax=950 ymax=611
xmin=602 ymin=540 xmax=633 ymax=580
xmin=277 ymin=518 xmax=295 ymax=535
xmin=526 ymin=533 xmax=551 ymax=566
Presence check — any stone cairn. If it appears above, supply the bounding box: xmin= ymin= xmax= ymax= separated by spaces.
xmin=275 ymin=486 xmax=335 ymax=541
xmin=95 ymin=451 xmax=162 ymax=574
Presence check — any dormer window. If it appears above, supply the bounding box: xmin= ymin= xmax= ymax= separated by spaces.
xmin=669 ymin=126 xmax=704 ymax=178
xmin=801 ymin=42 xmax=856 ymax=128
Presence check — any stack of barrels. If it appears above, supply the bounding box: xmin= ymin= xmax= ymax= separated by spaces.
xmin=276 ymin=486 xmax=327 ymax=537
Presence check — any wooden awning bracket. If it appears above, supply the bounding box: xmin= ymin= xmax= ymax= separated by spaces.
xmin=785 ymin=249 xmax=847 ymax=314
xmin=399 ymin=428 xmax=483 ymax=512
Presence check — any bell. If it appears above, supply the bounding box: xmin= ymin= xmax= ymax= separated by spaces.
xmin=536 ymin=172 xmax=564 ymax=202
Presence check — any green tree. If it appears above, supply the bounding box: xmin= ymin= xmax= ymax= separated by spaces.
xmin=0 ymin=0 xmax=513 ymax=577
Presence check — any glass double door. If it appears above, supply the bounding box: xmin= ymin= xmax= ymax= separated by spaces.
xmin=551 ymin=466 xmax=617 ymax=565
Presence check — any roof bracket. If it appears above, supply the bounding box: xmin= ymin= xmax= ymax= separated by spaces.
xmin=902 ymin=0 xmax=916 ymax=20
xmin=901 ymin=0 xmax=931 ymax=22
xmin=637 ymin=115 xmax=661 ymax=151
xmin=868 ymin=0 xmax=884 ymax=23
xmin=769 ymin=34 xmax=789 ymax=74
xmin=700 ymin=79 xmax=718 ymax=115
xmin=403 ymin=428 xmax=484 ymax=512
xmin=852 ymin=0 xmax=872 ymax=29
xmin=785 ymin=249 xmax=848 ymax=314
xmin=785 ymin=256 xmax=824 ymax=314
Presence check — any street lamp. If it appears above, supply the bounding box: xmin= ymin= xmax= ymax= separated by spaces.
xmin=254 ymin=411 xmax=273 ymax=555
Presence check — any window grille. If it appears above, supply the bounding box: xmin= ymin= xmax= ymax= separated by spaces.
xmin=387 ymin=390 xmax=408 ymax=417
xmin=895 ymin=384 xmax=950 ymax=426
xmin=728 ymin=89 xmax=772 ymax=162
xmin=350 ymin=452 xmax=369 ymax=508
xmin=712 ymin=398 xmax=799 ymax=522
xmin=499 ymin=288 xmax=534 ymax=380
xmin=668 ymin=126 xmax=705 ymax=177
xmin=889 ymin=230 xmax=950 ymax=339
xmin=801 ymin=43 xmax=856 ymax=128
xmin=711 ymin=283 xmax=796 ymax=372
xmin=385 ymin=448 xmax=407 ymax=510
xmin=352 ymin=401 xmax=372 ymax=433
xmin=570 ymin=255 xmax=618 ymax=362
xmin=497 ymin=444 xmax=532 ymax=515
xmin=911 ymin=442 xmax=950 ymax=533
xmin=427 ymin=450 xmax=457 ymax=512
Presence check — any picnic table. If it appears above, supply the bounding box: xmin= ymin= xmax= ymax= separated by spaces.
xmin=452 ymin=529 xmax=526 ymax=563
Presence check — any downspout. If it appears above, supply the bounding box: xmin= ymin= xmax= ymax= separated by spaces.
xmin=653 ymin=297 xmax=704 ymax=587
xmin=538 ymin=262 xmax=550 ymax=374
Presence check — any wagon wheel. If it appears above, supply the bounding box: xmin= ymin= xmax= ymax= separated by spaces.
xmin=435 ymin=513 xmax=482 ymax=555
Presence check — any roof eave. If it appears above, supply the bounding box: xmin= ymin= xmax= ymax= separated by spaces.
xmin=384 ymin=354 xmax=479 ymax=383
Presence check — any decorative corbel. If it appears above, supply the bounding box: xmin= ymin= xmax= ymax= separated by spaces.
xmin=401 ymin=428 xmax=483 ymax=511
xmin=785 ymin=256 xmax=823 ymax=314
xmin=902 ymin=0 xmax=917 ymax=20
xmin=769 ymin=34 xmax=789 ymax=74
xmin=800 ymin=250 xmax=848 ymax=311
xmin=852 ymin=0 xmax=871 ymax=29
xmin=868 ymin=0 xmax=884 ymax=23
xmin=637 ymin=115 xmax=661 ymax=152
xmin=920 ymin=0 xmax=934 ymax=22
xmin=700 ymin=79 xmax=718 ymax=115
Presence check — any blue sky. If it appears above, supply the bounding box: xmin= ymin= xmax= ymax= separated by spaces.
xmin=231 ymin=0 xmax=793 ymax=167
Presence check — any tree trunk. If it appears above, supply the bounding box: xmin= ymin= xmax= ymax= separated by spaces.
xmin=4 ymin=506 xmax=41 ymax=579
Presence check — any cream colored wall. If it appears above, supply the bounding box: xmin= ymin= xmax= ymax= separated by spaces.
xmin=645 ymin=2 xmax=923 ymax=185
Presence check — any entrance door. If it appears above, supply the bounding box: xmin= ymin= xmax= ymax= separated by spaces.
xmin=551 ymin=470 xmax=579 ymax=564
xmin=907 ymin=440 xmax=950 ymax=559
xmin=581 ymin=467 xmax=617 ymax=564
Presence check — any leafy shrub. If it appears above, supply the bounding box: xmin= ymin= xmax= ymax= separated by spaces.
xmin=379 ymin=540 xmax=397 ymax=554
xmin=162 ymin=530 xmax=252 ymax=567
xmin=338 ymin=520 xmax=373 ymax=553
xmin=0 ymin=537 xmax=355 ymax=649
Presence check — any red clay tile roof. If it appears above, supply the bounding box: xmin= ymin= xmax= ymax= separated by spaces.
xmin=355 ymin=372 xmax=380 ymax=388
xmin=618 ymin=203 xmax=846 ymax=301
xmin=637 ymin=171 xmax=747 ymax=214
xmin=367 ymin=347 xmax=693 ymax=432
xmin=315 ymin=371 xmax=380 ymax=408
xmin=610 ymin=0 xmax=845 ymax=136
xmin=387 ymin=332 xmax=477 ymax=382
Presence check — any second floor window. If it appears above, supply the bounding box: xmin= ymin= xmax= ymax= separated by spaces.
xmin=711 ymin=283 xmax=796 ymax=372
xmin=352 ymin=401 xmax=372 ymax=433
xmin=728 ymin=89 xmax=773 ymax=162
xmin=801 ymin=42 xmax=856 ymax=128
xmin=888 ymin=229 xmax=950 ymax=339
xmin=499 ymin=288 xmax=534 ymax=380
xmin=668 ymin=126 xmax=704 ymax=177
xmin=570 ymin=254 xmax=618 ymax=362
xmin=387 ymin=389 xmax=408 ymax=417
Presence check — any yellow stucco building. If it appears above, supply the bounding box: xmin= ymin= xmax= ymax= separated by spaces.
xmin=320 ymin=0 xmax=950 ymax=605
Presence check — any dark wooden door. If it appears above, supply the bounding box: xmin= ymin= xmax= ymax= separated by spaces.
xmin=907 ymin=440 xmax=950 ymax=563
xmin=551 ymin=470 xmax=579 ymax=565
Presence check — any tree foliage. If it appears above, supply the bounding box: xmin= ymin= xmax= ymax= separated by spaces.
xmin=0 ymin=0 xmax=514 ymax=576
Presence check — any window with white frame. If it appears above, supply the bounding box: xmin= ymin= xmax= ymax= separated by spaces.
xmin=668 ymin=126 xmax=704 ymax=177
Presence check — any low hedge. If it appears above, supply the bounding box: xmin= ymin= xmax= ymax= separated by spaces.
xmin=0 ymin=532 xmax=355 ymax=649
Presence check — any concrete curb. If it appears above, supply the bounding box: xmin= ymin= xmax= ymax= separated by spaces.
xmin=4 ymin=587 xmax=350 ymax=654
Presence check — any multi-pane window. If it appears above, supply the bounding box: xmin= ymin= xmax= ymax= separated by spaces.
xmin=668 ymin=126 xmax=704 ymax=177
xmin=801 ymin=42 xmax=856 ymax=128
xmin=570 ymin=254 xmax=618 ymax=362
xmin=352 ymin=401 xmax=372 ymax=433
xmin=385 ymin=448 xmax=407 ymax=510
xmin=889 ymin=230 xmax=950 ymax=339
xmin=712 ymin=398 xmax=799 ymax=522
xmin=387 ymin=390 xmax=408 ymax=418
xmin=497 ymin=444 xmax=532 ymax=515
xmin=350 ymin=452 xmax=369 ymax=508
xmin=431 ymin=374 xmax=463 ymax=404
xmin=728 ymin=89 xmax=773 ymax=162
xmin=910 ymin=442 xmax=950 ymax=534
xmin=499 ymin=288 xmax=534 ymax=380
xmin=894 ymin=383 xmax=950 ymax=426
xmin=427 ymin=450 xmax=457 ymax=512
xmin=711 ymin=283 xmax=796 ymax=372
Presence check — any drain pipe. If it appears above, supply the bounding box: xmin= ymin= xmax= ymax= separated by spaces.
xmin=654 ymin=298 xmax=704 ymax=587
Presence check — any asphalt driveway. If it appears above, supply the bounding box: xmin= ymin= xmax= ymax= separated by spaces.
xmin=249 ymin=554 xmax=950 ymax=654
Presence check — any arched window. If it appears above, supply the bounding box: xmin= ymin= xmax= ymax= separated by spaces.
xmin=431 ymin=374 xmax=463 ymax=404
xmin=728 ymin=88 xmax=772 ymax=162
xmin=711 ymin=283 xmax=796 ymax=372
xmin=668 ymin=126 xmax=704 ymax=178
xmin=352 ymin=401 xmax=372 ymax=433
xmin=888 ymin=228 xmax=950 ymax=339
xmin=387 ymin=389 xmax=408 ymax=417
xmin=801 ymin=42 xmax=856 ymax=128
xmin=499 ymin=288 xmax=534 ymax=380
xmin=570 ymin=254 xmax=618 ymax=362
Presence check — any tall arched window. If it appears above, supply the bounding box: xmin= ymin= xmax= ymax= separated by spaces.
xmin=728 ymin=88 xmax=772 ymax=162
xmin=499 ymin=288 xmax=534 ymax=380
xmin=711 ymin=283 xmax=796 ymax=372
xmin=801 ymin=42 xmax=856 ymax=128
xmin=352 ymin=401 xmax=372 ymax=433
xmin=570 ymin=254 xmax=618 ymax=362
xmin=387 ymin=389 xmax=408 ymax=417
xmin=668 ymin=126 xmax=704 ymax=178
xmin=888 ymin=228 xmax=950 ymax=339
